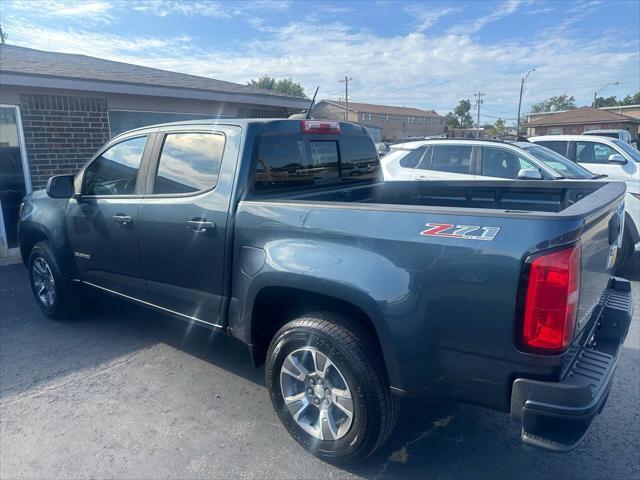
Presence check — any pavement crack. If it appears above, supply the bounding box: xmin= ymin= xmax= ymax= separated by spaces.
xmin=0 ymin=345 xmax=159 ymax=407
xmin=373 ymin=412 xmax=457 ymax=480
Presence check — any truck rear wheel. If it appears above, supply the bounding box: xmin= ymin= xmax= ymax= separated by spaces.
xmin=265 ymin=311 xmax=398 ymax=463
xmin=28 ymin=241 xmax=83 ymax=320
xmin=615 ymin=228 xmax=634 ymax=273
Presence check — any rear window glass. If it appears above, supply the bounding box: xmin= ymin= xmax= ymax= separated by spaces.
xmin=255 ymin=135 xmax=378 ymax=191
xmin=536 ymin=141 xmax=568 ymax=156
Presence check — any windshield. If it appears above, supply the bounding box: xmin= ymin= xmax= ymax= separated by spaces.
xmin=523 ymin=144 xmax=595 ymax=179
xmin=612 ymin=139 xmax=640 ymax=162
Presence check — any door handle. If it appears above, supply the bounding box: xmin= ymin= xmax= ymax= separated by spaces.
xmin=187 ymin=219 xmax=215 ymax=233
xmin=113 ymin=214 xmax=132 ymax=225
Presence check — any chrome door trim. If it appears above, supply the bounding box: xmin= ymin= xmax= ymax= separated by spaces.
xmin=82 ymin=281 xmax=225 ymax=329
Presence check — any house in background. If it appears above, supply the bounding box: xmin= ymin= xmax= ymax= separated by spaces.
xmin=311 ymin=100 xmax=445 ymax=141
xmin=524 ymin=106 xmax=640 ymax=139
xmin=0 ymin=44 xmax=309 ymax=257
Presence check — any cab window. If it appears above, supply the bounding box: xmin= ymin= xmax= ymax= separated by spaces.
xmin=83 ymin=136 xmax=147 ymax=196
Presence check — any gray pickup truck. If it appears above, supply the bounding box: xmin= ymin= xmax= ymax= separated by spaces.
xmin=18 ymin=119 xmax=633 ymax=463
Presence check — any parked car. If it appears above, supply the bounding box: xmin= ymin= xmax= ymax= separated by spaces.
xmin=582 ymin=129 xmax=633 ymax=144
xmin=529 ymin=135 xmax=640 ymax=265
xmin=19 ymin=119 xmax=632 ymax=462
xmin=375 ymin=142 xmax=390 ymax=157
xmin=381 ymin=138 xmax=596 ymax=182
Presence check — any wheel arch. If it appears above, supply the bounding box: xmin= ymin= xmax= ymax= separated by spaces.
xmin=242 ymin=278 xmax=402 ymax=389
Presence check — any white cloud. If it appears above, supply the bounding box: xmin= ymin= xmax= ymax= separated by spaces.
xmin=404 ymin=5 xmax=459 ymax=32
xmin=4 ymin=0 xmax=114 ymax=24
xmin=449 ymin=0 xmax=525 ymax=34
xmin=2 ymin=4 xmax=638 ymax=123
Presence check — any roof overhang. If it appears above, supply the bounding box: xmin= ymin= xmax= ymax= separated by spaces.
xmin=0 ymin=71 xmax=311 ymax=109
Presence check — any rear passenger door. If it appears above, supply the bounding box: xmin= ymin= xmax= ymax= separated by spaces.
xmin=411 ymin=144 xmax=475 ymax=180
xmin=138 ymin=129 xmax=230 ymax=326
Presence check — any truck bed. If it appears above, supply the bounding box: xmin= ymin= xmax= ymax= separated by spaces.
xmin=257 ymin=180 xmax=613 ymax=215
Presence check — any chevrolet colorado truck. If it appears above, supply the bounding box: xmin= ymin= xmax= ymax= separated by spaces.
xmin=18 ymin=119 xmax=633 ymax=463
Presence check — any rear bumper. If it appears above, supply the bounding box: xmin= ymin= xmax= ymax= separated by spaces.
xmin=510 ymin=278 xmax=633 ymax=451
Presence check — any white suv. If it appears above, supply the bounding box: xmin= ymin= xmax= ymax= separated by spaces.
xmin=529 ymin=135 xmax=640 ymax=263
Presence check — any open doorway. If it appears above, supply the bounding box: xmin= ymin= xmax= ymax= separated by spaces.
xmin=0 ymin=105 xmax=31 ymax=257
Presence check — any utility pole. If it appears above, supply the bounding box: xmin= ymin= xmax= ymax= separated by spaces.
xmin=0 ymin=25 xmax=7 ymax=45
xmin=339 ymin=76 xmax=352 ymax=121
xmin=516 ymin=67 xmax=535 ymax=135
xmin=474 ymin=91 xmax=485 ymax=138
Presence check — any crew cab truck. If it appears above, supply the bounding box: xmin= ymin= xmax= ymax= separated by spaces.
xmin=19 ymin=119 xmax=633 ymax=463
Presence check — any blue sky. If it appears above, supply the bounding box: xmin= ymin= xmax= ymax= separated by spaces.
xmin=2 ymin=0 xmax=639 ymax=124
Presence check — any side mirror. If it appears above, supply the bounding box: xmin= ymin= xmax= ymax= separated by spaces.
xmin=46 ymin=175 xmax=75 ymax=198
xmin=608 ymin=154 xmax=626 ymax=164
xmin=517 ymin=168 xmax=543 ymax=180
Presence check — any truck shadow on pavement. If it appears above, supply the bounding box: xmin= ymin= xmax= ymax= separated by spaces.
xmin=1 ymin=257 xmax=638 ymax=479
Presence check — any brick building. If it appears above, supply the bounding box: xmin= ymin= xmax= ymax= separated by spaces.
xmin=0 ymin=44 xmax=308 ymax=256
xmin=311 ymin=100 xmax=445 ymax=141
xmin=524 ymin=106 xmax=640 ymax=138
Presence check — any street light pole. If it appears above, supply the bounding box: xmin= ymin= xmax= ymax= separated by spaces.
xmin=516 ymin=67 xmax=535 ymax=135
xmin=593 ymin=81 xmax=619 ymax=107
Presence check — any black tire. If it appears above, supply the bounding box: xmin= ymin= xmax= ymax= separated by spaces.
xmin=266 ymin=311 xmax=398 ymax=463
xmin=615 ymin=228 xmax=633 ymax=273
xmin=28 ymin=241 xmax=83 ymax=320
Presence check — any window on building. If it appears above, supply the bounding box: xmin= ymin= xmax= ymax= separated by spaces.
xmin=84 ymin=136 xmax=147 ymax=195
xmin=153 ymin=133 xmax=225 ymax=194
xmin=547 ymin=126 xmax=563 ymax=135
xmin=108 ymin=110 xmax=221 ymax=137
xmin=430 ymin=145 xmax=472 ymax=174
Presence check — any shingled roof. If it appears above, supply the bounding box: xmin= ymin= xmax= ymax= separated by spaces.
xmin=322 ymin=100 xmax=441 ymax=117
xmin=524 ymin=106 xmax=640 ymax=126
xmin=0 ymin=44 xmax=309 ymax=105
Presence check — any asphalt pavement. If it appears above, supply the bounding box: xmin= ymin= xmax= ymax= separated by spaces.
xmin=1 ymin=256 xmax=638 ymax=479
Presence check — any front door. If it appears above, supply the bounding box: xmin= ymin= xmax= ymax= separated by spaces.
xmin=574 ymin=140 xmax=633 ymax=180
xmin=0 ymin=106 xmax=31 ymax=256
xmin=138 ymin=131 xmax=229 ymax=325
xmin=67 ymin=135 xmax=150 ymax=296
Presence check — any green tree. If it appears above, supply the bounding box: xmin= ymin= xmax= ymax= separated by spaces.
xmin=530 ymin=95 xmax=576 ymax=113
xmin=488 ymin=118 xmax=508 ymax=137
xmin=620 ymin=92 xmax=640 ymax=105
xmin=451 ymin=99 xmax=473 ymax=128
xmin=594 ymin=96 xmax=619 ymax=108
xmin=445 ymin=112 xmax=460 ymax=129
xmin=247 ymin=75 xmax=306 ymax=97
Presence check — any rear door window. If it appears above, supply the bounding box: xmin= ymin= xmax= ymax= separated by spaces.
xmin=153 ymin=133 xmax=225 ymax=194
xmin=430 ymin=145 xmax=472 ymax=174
xmin=536 ymin=140 xmax=568 ymax=157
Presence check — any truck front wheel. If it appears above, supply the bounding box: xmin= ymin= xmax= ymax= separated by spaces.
xmin=28 ymin=241 xmax=83 ymax=320
xmin=265 ymin=311 xmax=398 ymax=463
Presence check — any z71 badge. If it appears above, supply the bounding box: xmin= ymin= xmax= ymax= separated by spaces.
xmin=420 ymin=223 xmax=501 ymax=241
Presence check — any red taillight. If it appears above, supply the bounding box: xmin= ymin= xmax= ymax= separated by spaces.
xmin=520 ymin=245 xmax=581 ymax=353
xmin=300 ymin=120 xmax=340 ymax=134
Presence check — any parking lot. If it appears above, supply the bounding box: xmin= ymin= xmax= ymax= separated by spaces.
xmin=1 ymin=257 xmax=638 ymax=479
